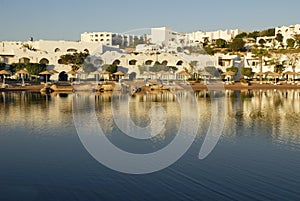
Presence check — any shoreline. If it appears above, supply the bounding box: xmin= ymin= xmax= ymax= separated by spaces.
xmin=1 ymin=82 xmax=300 ymax=93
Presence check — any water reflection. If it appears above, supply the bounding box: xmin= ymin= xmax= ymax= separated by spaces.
xmin=0 ymin=90 xmax=300 ymax=146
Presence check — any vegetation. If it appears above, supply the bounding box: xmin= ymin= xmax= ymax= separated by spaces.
xmin=234 ymin=28 xmax=275 ymax=40
xmin=241 ymin=67 xmax=253 ymax=78
xmin=10 ymin=63 xmax=46 ymax=75
xmin=0 ymin=63 xmax=6 ymax=70
xmin=251 ymin=48 xmax=269 ymax=82
xmin=274 ymin=64 xmax=285 ymax=74
xmin=226 ymin=66 xmax=238 ymax=75
xmin=138 ymin=63 xmax=171 ymax=74
xmin=215 ymin=39 xmax=227 ymax=48
xmin=59 ymin=52 xmax=89 ymax=71
xmin=286 ymin=38 xmax=295 ymax=48
xmin=229 ymin=38 xmax=246 ymax=52
xmin=102 ymin=64 xmax=118 ymax=74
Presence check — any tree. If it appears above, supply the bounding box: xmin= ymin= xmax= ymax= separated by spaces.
xmin=258 ymin=39 xmax=266 ymax=47
xmin=226 ymin=66 xmax=238 ymax=76
xmin=286 ymin=38 xmax=295 ymax=48
xmin=234 ymin=32 xmax=248 ymax=39
xmin=103 ymin=64 xmax=118 ymax=74
xmin=259 ymin=28 xmax=275 ymax=37
xmin=241 ymin=68 xmax=253 ymax=78
xmin=248 ymin=31 xmax=260 ymax=40
xmin=276 ymin=33 xmax=283 ymax=45
xmin=293 ymin=34 xmax=300 ymax=48
xmin=0 ymin=63 xmax=6 ymax=70
xmin=215 ymin=38 xmax=227 ymax=48
xmin=10 ymin=63 xmax=46 ymax=75
xmin=274 ymin=64 xmax=285 ymax=74
xmin=60 ymin=52 xmax=89 ymax=71
xmin=229 ymin=38 xmax=246 ymax=52
xmin=203 ymin=46 xmax=215 ymax=55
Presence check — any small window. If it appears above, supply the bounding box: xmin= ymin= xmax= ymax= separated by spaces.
xmin=95 ymin=39 xmax=98 ymax=42
xmin=95 ymin=34 xmax=98 ymax=37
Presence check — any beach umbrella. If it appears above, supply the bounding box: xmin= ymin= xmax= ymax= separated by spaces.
xmin=283 ymin=71 xmax=298 ymax=82
xmin=39 ymin=70 xmax=52 ymax=83
xmin=0 ymin=70 xmax=10 ymax=85
xmin=221 ymin=71 xmax=236 ymax=76
xmin=49 ymin=69 xmax=59 ymax=74
xmin=113 ymin=71 xmax=125 ymax=81
xmin=100 ymin=70 xmax=111 ymax=80
xmin=66 ymin=70 xmax=77 ymax=75
xmin=222 ymin=71 xmax=236 ymax=82
xmin=16 ymin=69 xmax=29 ymax=86
xmin=199 ymin=71 xmax=212 ymax=84
xmin=178 ymin=70 xmax=190 ymax=80
xmin=90 ymin=70 xmax=101 ymax=84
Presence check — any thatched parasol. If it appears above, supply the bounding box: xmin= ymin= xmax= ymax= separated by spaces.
xmin=0 ymin=70 xmax=10 ymax=85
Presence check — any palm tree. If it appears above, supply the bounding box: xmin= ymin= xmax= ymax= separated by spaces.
xmin=252 ymin=48 xmax=269 ymax=83
xmin=286 ymin=53 xmax=299 ymax=82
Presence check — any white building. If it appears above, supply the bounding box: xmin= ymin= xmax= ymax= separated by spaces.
xmin=256 ymin=24 xmax=300 ymax=48
xmin=275 ymin=24 xmax=300 ymax=46
xmin=81 ymin=32 xmax=134 ymax=47
xmin=187 ymin=29 xmax=243 ymax=44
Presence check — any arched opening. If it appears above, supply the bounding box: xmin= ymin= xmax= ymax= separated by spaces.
xmin=19 ymin=57 xmax=30 ymax=64
xmin=39 ymin=58 xmax=49 ymax=65
xmin=54 ymin=48 xmax=61 ymax=53
xmin=67 ymin=48 xmax=77 ymax=53
xmin=145 ymin=60 xmax=153 ymax=65
xmin=129 ymin=59 xmax=137 ymax=65
xmin=161 ymin=60 xmax=168 ymax=66
xmin=84 ymin=49 xmax=89 ymax=54
xmin=113 ymin=59 xmax=121 ymax=65
xmin=93 ymin=58 xmax=103 ymax=66
xmin=58 ymin=71 xmax=68 ymax=81
xmin=176 ymin=60 xmax=183 ymax=66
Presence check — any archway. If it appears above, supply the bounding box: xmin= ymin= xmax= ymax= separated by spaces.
xmin=176 ymin=60 xmax=183 ymax=66
xmin=58 ymin=71 xmax=68 ymax=81
xmin=129 ymin=59 xmax=137 ymax=65
xmin=67 ymin=48 xmax=77 ymax=53
xmin=54 ymin=48 xmax=61 ymax=53
xmin=113 ymin=59 xmax=121 ymax=65
xmin=19 ymin=57 xmax=30 ymax=64
xmin=145 ymin=60 xmax=153 ymax=65
xmin=161 ymin=60 xmax=168 ymax=66
xmin=39 ymin=58 xmax=49 ymax=65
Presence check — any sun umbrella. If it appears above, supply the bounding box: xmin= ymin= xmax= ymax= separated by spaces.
xmin=15 ymin=69 xmax=29 ymax=86
xmin=49 ymin=69 xmax=59 ymax=74
xmin=221 ymin=71 xmax=236 ymax=76
xmin=66 ymin=70 xmax=77 ymax=75
xmin=0 ymin=70 xmax=10 ymax=85
xmin=90 ymin=71 xmax=101 ymax=84
xmin=39 ymin=71 xmax=52 ymax=83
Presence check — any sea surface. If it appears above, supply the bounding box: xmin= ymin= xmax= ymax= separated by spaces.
xmin=0 ymin=90 xmax=299 ymax=201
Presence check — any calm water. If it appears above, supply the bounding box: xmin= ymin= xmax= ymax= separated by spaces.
xmin=0 ymin=90 xmax=299 ymax=201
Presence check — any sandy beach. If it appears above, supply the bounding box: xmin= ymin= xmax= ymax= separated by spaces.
xmin=1 ymin=81 xmax=300 ymax=93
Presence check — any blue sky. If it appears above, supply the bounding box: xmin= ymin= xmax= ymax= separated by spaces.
xmin=1 ymin=0 xmax=300 ymax=41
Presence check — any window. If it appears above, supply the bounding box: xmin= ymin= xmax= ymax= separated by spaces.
xmin=95 ymin=39 xmax=98 ymax=42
